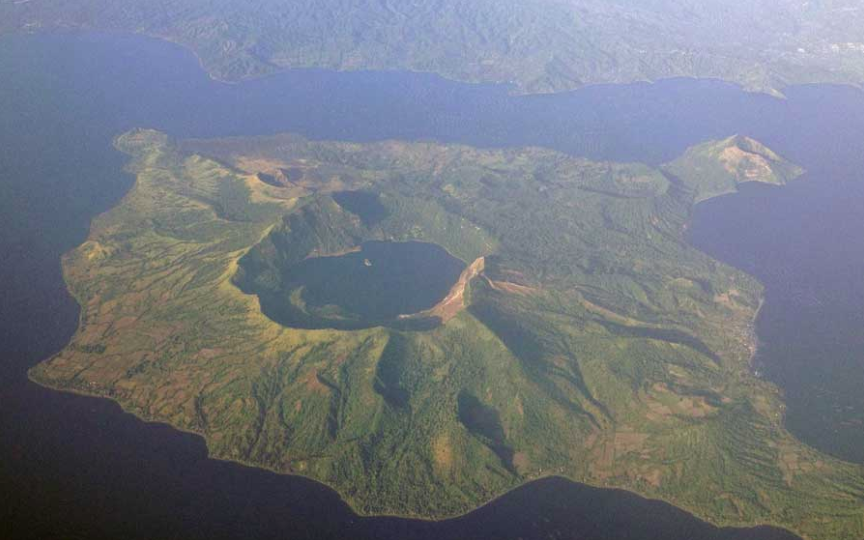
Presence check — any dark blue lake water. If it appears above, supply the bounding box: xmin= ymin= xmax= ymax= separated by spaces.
xmin=252 ymin=240 xmax=466 ymax=329
xmin=1 ymin=31 xmax=862 ymax=540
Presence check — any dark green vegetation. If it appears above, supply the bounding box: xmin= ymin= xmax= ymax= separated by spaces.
xmin=5 ymin=0 xmax=864 ymax=95
xmin=30 ymin=129 xmax=864 ymax=540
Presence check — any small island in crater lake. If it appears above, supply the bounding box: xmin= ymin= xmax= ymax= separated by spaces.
xmin=30 ymin=128 xmax=864 ymax=540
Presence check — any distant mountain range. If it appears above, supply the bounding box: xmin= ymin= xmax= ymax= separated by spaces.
xmin=3 ymin=0 xmax=864 ymax=94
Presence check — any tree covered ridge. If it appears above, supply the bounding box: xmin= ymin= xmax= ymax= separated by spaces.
xmin=4 ymin=0 xmax=864 ymax=94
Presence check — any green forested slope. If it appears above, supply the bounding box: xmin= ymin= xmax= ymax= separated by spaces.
xmin=29 ymin=129 xmax=864 ymax=539
xmin=4 ymin=0 xmax=864 ymax=94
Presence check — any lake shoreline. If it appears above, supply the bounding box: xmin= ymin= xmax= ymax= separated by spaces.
xmin=3 ymin=30 xmax=860 ymax=540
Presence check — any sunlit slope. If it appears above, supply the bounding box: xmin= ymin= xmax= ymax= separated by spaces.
xmin=5 ymin=0 xmax=864 ymax=94
xmin=30 ymin=129 xmax=864 ymax=539
xmin=665 ymin=135 xmax=806 ymax=203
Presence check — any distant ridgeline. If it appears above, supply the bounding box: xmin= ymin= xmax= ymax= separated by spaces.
xmin=4 ymin=0 xmax=864 ymax=95
xmin=30 ymin=129 xmax=864 ymax=540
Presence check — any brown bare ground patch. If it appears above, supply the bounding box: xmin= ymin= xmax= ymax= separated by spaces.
xmin=196 ymin=348 xmax=224 ymax=359
xmin=779 ymin=451 xmax=802 ymax=485
xmin=720 ymin=146 xmax=774 ymax=181
xmin=680 ymin=397 xmax=713 ymax=418
xmin=646 ymin=403 xmax=674 ymax=418
xmin=714 ymin=292 xmax=734 ymax=306
xmin=432 ymin=433 xmax=454 ymax=473
xmin=575 ymin=290 xmax=654 ymax=328
xmin=498 ymin=268 xmax=528 ymax=280
xmin=614 ymin=431 xmax=648 ymax=455
xmin=233 ymin=156 xmax=292 ymax=175
xmin=642 ymin=468 xmax=662 ymax=487
xmin=98 ymin=299 xmax=119 ymax=316
xmin=401 ymin=257 xmax=485 ymax=323
xmin=136 ymin=322 xmax=186 ymax=348
xmin=487 ymin=279 xmax=537 ymax=296
xmin=589 ymin=436 xmax=616 ymax=481
xmin=81 ymin=241 xmax=113 ymax=261
xmin=303 ymin=368 xmax=329 ymax=394
xmin=512 ymin=451 xmax=531 ymax=474
xmin=719 ymin=493 xmax=746 ymax=518
xmin=646 ymin=382 xmax=717 ymax=419
xmin=673 ymin=461 xmax=684 ymax=480
xmin=78 ymin=323 xmax=110 ymax=343
xmin=112 ymin=316 xmax=138 ymax=330
xmin=714 ymin=288 xmax=745 ymax=309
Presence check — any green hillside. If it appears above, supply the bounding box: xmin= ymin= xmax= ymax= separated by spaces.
xmin=4 ymin=0 xmax=864 ymax=94
xmin=30 ymin=129 xmax=864 ymax=539
xmin=665 ymin=135 xmax=806 ymax=203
